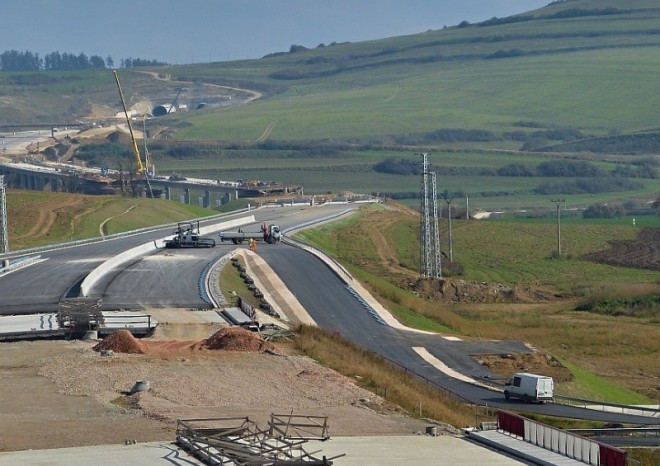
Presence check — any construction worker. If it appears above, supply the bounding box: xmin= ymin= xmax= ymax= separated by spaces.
xmin=249 ymin=238 xmax=257 ymax=252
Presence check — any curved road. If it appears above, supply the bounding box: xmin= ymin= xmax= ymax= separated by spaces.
xmin=1 ymin=204 xmax=658 ymax=427
xmin=257 ymin=244 xmax=660 ymax=425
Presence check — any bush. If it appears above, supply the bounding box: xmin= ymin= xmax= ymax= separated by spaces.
xmin=497 ymin=163 xmax=536 ymax=177
xmin=537 ymin=160 xmax=604 ymax=177
xmin=582 ymin=203 xmax=625 ymax=219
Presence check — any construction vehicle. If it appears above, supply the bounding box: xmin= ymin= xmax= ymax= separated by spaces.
xmin=164 ymin=221 xmax=216 ymax=248
xmin=112 ymin=70 xmax=154 ymax=197
xmin=219 ymin=223 xmax=281 ymax=245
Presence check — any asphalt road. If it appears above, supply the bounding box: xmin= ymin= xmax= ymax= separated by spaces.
xmin=0 ymin=203 xmax=658 ymax=427
xmin=0 ymin=204 xmax=352 ymax=314
xmin=256 ymin=243 xmax=660 ymax=426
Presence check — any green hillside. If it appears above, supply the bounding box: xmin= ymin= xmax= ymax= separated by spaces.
xmin=1 ymin=0 xmax=659 ymax=211
xmin=167 ymin=0 xmax=660 ymax=142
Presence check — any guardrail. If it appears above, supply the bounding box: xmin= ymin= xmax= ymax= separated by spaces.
xmin=474 ymin=382 xmax=660 ymax=421
xmin=555 ymin=395 xmax=660 ymax=419
xmin=0 ymin=207 xmax=253 ymax=261
xmin=0 ymin=254 xmax=42 ymax=274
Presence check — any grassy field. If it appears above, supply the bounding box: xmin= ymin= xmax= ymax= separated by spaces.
xmin=153 ymin=149 xmax=659 ymax=210
xmin=294 ymin=204 xmax=660 ymax=404
xmin=4 ymin=190 xmax=216 ymax=250
xmin=2 ymin=0 xmax=659 ymax=212
xmin=165 ymin=2 xmax=660 ymax=141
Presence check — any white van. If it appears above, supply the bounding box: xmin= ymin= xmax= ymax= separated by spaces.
xmin=504 ymin=373 xmax=554 ymax=403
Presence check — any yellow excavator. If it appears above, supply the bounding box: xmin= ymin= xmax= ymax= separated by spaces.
xmin=112 ymin=70 xmax=154 ymax=197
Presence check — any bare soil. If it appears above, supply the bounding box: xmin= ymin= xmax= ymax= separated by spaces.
xmin=473 ymin=352 xmax=573 ymax=383
xmin=407 ymin=277 xmax=562 ymax=304
xmin=0 ymin=325 xmax=432 ymax=453
xmin=584 ymin=227 xmax=660 ymax=271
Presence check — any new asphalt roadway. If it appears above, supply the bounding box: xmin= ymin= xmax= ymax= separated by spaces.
xmin=0 ymin=203 xmax=658 ymax=427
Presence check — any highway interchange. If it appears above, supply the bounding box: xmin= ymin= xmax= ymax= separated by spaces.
xmin=1 ymin=203 xmax=658 ymax=428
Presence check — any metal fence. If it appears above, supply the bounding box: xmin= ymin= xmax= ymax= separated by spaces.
xmin=498 ymin=410 xmax=627 ymax=466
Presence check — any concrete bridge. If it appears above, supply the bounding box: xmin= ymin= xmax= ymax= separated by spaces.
xmin=0 ymin=161 xmax=303 ymax=208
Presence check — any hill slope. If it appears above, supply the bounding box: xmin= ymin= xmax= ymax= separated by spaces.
xmin=1 ymin=0 xmax=659 ymax=210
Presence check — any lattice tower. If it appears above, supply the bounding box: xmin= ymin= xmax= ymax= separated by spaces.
xmin=419 ymin=154 xmax=441 ymax=278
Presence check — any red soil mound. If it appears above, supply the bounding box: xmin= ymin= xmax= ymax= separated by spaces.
xmin=93 ymin=329 xmax=145 ymax=354
xmin=204 ymin=327 xmax=274 ymax=352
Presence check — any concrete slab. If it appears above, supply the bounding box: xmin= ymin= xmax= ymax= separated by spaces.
xmin=0 ymin=441 xmax=205 ymax=466
xmin=0 ymin=313 xmax=59 ymax=333
xmin=146 ymin=308 xmax=225 ymax=324
xmin=306 ymin=435 xmax=528 ymax=465
xmin=468 ymin=430 xmax=586 ymax=466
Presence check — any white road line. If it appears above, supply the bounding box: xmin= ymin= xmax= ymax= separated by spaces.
xmin=412 ymin=346 xmax=480 ymax=385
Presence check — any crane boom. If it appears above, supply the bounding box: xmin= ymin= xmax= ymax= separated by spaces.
xmin=113 ymin=70 xmax=146 ymax=173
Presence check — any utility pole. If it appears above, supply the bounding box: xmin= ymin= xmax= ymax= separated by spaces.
xmin=551 ymin=199 xmax=565 ymax=257
xmin=0 ymin=175 xmax=8 ymax=253
xmin=441 ymin=190 xmax=454 ymax=263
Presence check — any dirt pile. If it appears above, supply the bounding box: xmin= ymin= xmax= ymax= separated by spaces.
xmin=204 ymin=327 xmax=275 ymax=352
xmin=91 ymin=327 xmax=276 ymax=356
xmin=407 ymin=278 xmax=559 ymax=304
xmin=475 ymin=352 xmax=573 ymax=383
xmin=93 ymin=329 xmax=145 ymax=354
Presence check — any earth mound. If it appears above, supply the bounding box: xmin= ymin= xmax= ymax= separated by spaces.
xmin=406 ymin=278 xmax=560 ymax=304
xmin=93 ymin=329 xmax=145 ymax=354
xmin=204 ymin=327 xmax=275 ymax=352
xmin=475 ymin=352 xmax=573 ymax=383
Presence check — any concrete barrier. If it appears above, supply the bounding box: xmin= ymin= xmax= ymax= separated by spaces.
xmin=80 ymin=216 xmax=255 ymax=297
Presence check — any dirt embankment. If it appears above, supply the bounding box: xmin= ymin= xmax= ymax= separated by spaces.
xmin=474 ymin=352 xmax=573 ymax=383
xmin=584 ymin=227 xmax=660 ymax=271
xmin=405 ymin=277 xmax=562 ymax=305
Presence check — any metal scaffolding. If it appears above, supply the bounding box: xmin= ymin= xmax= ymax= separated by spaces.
xmin=0 ymin=175 xmax=8 ymax=254
xmin=419 ymin=153 xmax=441 ymax=278
xmin=175 ymin=413 xmax=342 ymax=465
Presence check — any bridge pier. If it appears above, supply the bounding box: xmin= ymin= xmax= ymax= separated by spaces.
xmin=181 ymin=188 xmax=190 ymax=205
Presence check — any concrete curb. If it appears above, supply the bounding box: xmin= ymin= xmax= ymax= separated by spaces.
xmin=80 ymin=215 xmax=255 ymax=297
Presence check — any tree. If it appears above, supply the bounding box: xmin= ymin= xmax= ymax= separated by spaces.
xmin=583 ymin=203 xmax=625 ymax=219
xmin=105 ymin=55 xmax=114 ymax=68
xmin=89 ymin=55 xmax=106 ymax=69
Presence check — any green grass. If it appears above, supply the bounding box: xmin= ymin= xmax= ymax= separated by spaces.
xmin=5 ymin=190 xmax=218 ymax=250
xmin=558 ymin=358 xmax=651 ymax=404
xmin=294 ymin=206 xmax=660 ymax=402
xmin=3 ymin=0 xmax=660 ymax=213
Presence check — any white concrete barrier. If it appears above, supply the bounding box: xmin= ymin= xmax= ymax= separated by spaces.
xmin=80 ymin=216 xmax=255 ymax=297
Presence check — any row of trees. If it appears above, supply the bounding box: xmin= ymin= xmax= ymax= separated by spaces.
xmin=374 ymin=157 xmax=658 ymax=180
xmin=0 ymin=49 xmax=167 ymax=72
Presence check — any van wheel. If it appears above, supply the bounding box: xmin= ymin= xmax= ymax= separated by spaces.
xmin=523 ymin=394 xmax=530 ymax=403
xmin=504 ymin=391 xmax=510 ymax=401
